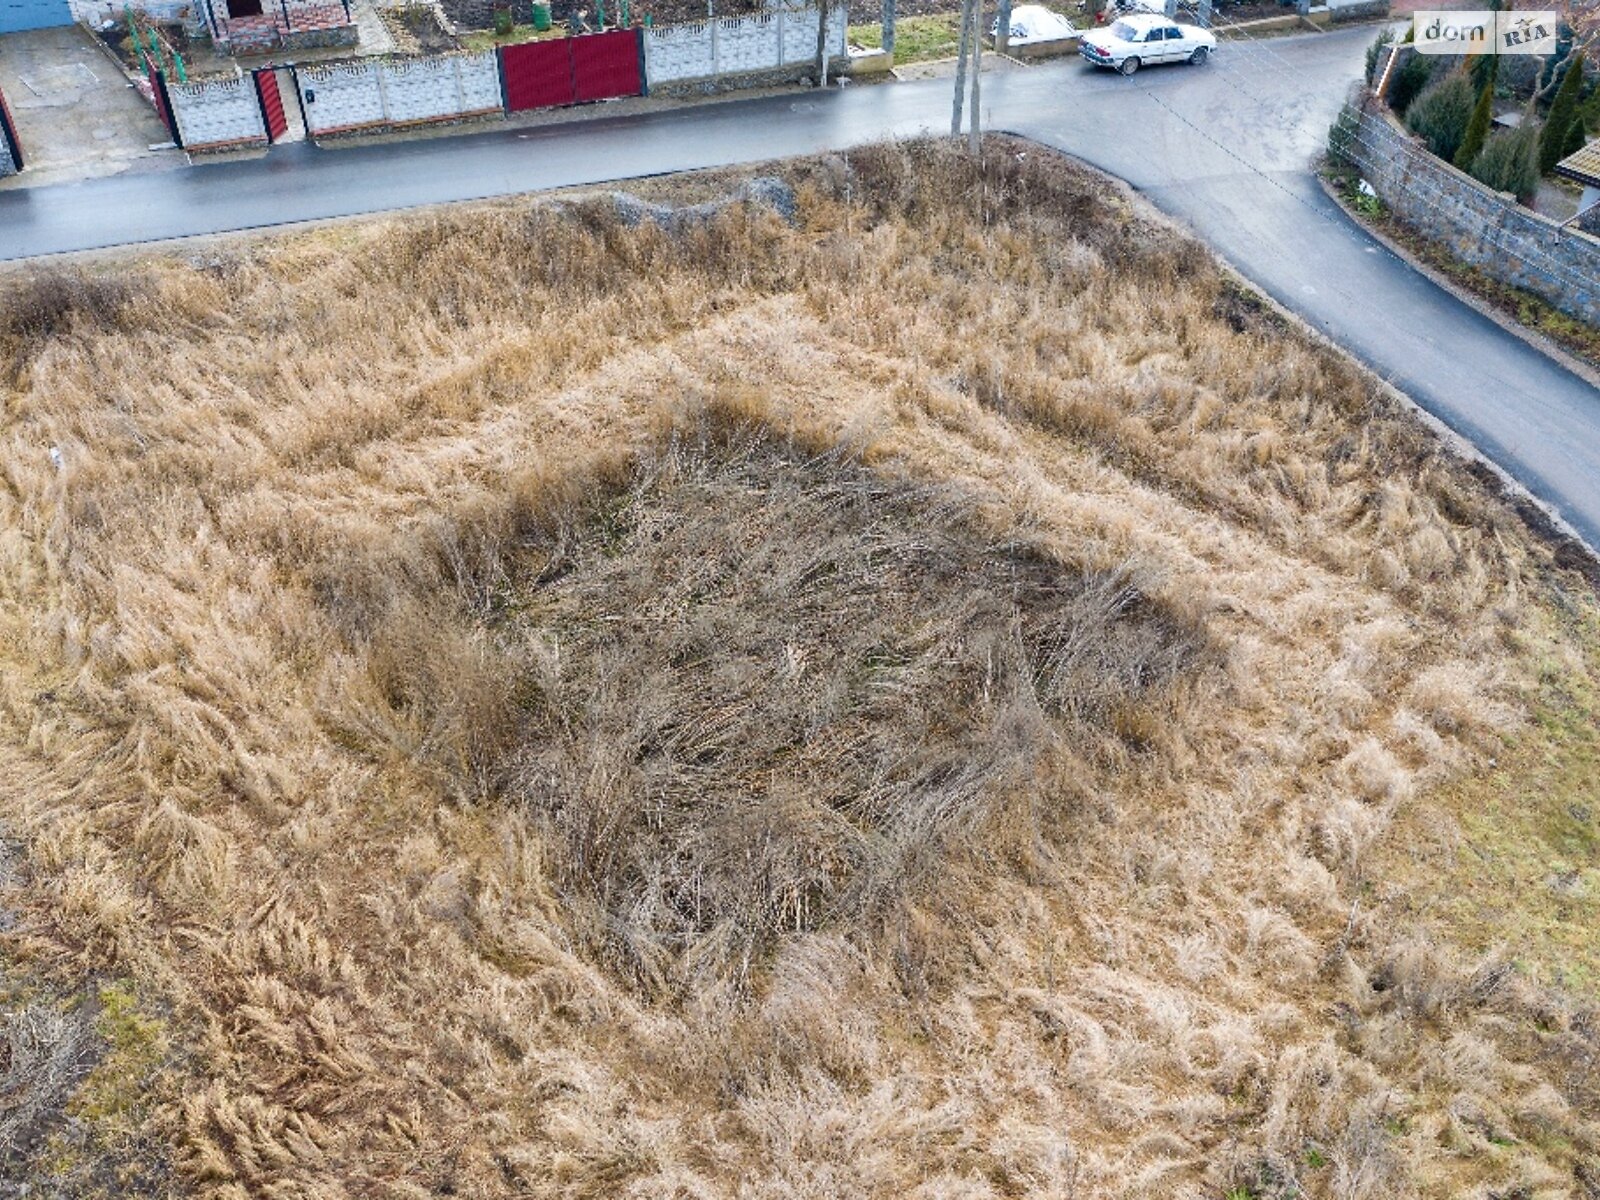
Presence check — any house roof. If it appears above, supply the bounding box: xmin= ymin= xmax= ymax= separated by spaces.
xmin=1555 ymin=139 xmax=1600 ymax=189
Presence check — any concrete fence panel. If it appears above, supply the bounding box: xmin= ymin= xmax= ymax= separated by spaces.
xmin=298 ymin=61 xmax=385 ymax=134
xmin=644 ymin=6 xmax=847 ymax=86
xmin=717 ymin=12 xmax=781 ymax=75
xmin=169 ymin=75 xmax=269 ymax=151
xmin=380 ymin=52 xmax=502 ymax=124
xmin=644 ymin=20 xmax=716 ymax=83
xmin=780 ymin=5 xmax=846 ymax=66
xmin=1332 ymin=101 xmax=1600 ymax=325
xmin=380 ymin=55 xmax=460 ymax=124
xmin=455 ymin=50 xmax=503 ymax=112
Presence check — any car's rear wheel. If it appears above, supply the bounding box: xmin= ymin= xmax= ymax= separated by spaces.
xmin=1119 ymin=55 xmax=1141 ymax=75
xmin=1189 ymin=46 xmax=1209 ymax=64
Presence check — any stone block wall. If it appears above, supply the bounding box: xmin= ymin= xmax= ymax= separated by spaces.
xmin=644 ymin=6 xmax=847 ymax=86
xmin=169 ymin=74 xmax=269 ymax=150
xmin=281 ymin=24 xmax=361 ymax=51
xmin=1332 ymin=100 xmax=1600 ymax=326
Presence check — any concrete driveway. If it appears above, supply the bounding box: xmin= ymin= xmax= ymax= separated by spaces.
xmin=0 ymin=25 xmax=182 ymax=187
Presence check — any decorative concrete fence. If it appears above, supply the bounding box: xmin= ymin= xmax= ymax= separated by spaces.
xmin=644 ymin=5 xmax=848 ymax=86
xmin=296 ymin=51 xmax=501 ymax=135
xmin=1331 ymin=99 xmax=1600 ymax=326
xmin=168 ymin=74 xmax=269 ymax=151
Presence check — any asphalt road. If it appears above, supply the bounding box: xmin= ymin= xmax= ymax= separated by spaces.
xmin=2 ymin=27 xmax=1598 ymax=546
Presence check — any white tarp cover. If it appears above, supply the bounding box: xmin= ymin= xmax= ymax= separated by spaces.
xmin=994 ymin=4 xmax=1079 ymax=42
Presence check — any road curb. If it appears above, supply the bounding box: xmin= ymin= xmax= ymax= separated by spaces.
xmin=1314 ymin=169 xmax=1600 ymax=394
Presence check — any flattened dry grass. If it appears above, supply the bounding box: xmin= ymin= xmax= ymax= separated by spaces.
xmin=0 ymin=137 xmax=1596 ymax=1200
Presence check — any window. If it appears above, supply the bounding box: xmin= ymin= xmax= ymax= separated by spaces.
xmin=1110 ymin=20 xmax=1137 ymax=39
xmin=1165 ymin=25 xmax=1182 ymax=37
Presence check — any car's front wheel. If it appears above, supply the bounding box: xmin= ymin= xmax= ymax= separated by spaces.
xmin=1119 ymin=55 xmax=1141 ymax=75
xmin=1189 ymin=45 xmax=1209 ymax=64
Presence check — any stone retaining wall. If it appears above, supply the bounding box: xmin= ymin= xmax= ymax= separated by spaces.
xmin=1331 ymin=99 xmax=1600 ymax=326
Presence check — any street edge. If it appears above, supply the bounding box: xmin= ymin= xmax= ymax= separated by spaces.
xmin=1313 ymin=168 xmax=1600 ymax=394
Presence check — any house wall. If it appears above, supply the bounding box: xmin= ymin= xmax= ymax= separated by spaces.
xmin=1333 ymin=100 xmax=1600 ymax=325
xmin=169 ymin=73 xmax=269 ymax=150
xmin=70 ymin=0 xmax=190 ymax=24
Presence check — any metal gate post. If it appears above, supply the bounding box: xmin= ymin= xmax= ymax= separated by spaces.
xmin=291 ymin=66 xmax=312 ymax=136
xmin=152 ymin=69 xmax=184 ymax=148
xmin=0 ymin=87 xmax=23 ymax=172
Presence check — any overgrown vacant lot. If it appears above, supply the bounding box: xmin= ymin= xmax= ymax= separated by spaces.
xmin=1 ymin=140 xmax=1598 ymax=1200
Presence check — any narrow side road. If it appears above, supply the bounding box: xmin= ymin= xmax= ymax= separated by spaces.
xmin=2 ymin=27 xmax=1597 ymax=547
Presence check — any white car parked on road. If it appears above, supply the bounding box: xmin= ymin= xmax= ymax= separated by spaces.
xmin=1079 ymin=13 xmax=1217 ymax=74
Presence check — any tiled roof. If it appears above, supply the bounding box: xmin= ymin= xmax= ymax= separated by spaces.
xmin=1555 ymin=138 xmax=1600 ymax=187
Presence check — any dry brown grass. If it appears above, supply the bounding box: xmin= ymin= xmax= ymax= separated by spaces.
xmin=0 ymin=137 xmax=1596 ymax=1200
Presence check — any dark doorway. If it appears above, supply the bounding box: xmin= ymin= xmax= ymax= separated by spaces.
xmin=227 ymin=0 xmax=265 ymax=17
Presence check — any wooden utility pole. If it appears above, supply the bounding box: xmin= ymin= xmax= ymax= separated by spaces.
xmin=815 ymin=0 xmax=835 ymax=86
xmin=882 ymin=0 xmax=896 ymax=59
xmin=952 ymin=0 xmax=973 ymax=133
xmin=968 ymin=0 xmax=981 ymax=153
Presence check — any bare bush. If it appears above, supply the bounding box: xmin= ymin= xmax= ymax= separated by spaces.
xmin=456 ymin=431 xmax=1208 ymax=991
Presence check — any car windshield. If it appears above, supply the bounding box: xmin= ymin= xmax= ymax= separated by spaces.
xmin=1110 ymin=20 xmax=1139 ymax=38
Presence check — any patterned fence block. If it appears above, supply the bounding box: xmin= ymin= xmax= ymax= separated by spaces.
xmin=644 ymin=7 xmax=846 ymax=86
xmin=643 ymin=20 xmax=716 ymax=83
xmin=779 ymin=5 xmax=845 ymax=66
xmin=380 ymin=53 xmax=501 ymax=124
xmin=169 ymin=75 xmax=269 ymax=150
xmin=716 ymin=12 xmax=780 ymax=75
xmin=380 ymin=55 xmax=459 ymax=124
xmin=455 ymin=50 xmax=503 ymax=112
xmin=298 ymin=61 xmax=385 ymax=134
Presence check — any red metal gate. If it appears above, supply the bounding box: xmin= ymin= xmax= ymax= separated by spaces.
xmin=254 ymin=68 xmax=288 ymax=142
xmin=501 ymin=39 xmax=576 ymax=111
xmin=500 ymin=30 xmax=642 ymax=113
xmin=571 ymin=29 xmax=641 ymax=103
xmin=0 ymin=84 xmax=22 ymax=171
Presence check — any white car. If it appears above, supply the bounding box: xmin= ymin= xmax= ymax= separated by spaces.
xmin=1079 ymin=13 xmax=1217 ymax=74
